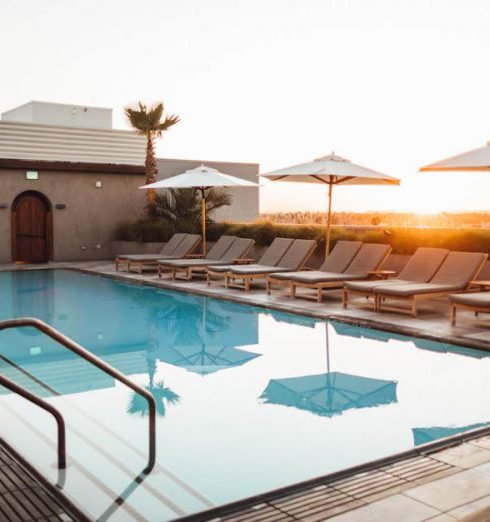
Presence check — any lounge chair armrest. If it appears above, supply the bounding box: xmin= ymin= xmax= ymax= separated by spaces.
xmin=185 ymin=254 xmax=205 ymax=259
xmin=368 ymin=270 xmax=396 ymax=280
xmin=234 ymin=258 xmax=255 ymax=264
xmin=300 ymin=267 xmax=313 ymax=271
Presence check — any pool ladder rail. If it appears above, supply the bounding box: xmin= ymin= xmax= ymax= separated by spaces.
xmin=0 ymin=317 xmax=157 ymax=473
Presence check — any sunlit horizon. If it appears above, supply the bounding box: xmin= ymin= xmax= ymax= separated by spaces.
xmin=2 ymin=0 xmax=490 ymax=214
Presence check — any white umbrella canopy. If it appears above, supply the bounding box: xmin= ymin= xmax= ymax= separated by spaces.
xmin=420 ymin=142 xmax=490 ymax=171
xmin=140 ymin=165 xmax=258 ymax=254
xmin=261 ymin=153 xmax=400 ymax=255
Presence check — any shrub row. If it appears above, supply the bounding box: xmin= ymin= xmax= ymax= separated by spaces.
xmin=114 ymin=219 xmax=490 ymax=255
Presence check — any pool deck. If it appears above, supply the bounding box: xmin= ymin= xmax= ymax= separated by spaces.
xmin=3 ymin=260 xmax=490 ymax=521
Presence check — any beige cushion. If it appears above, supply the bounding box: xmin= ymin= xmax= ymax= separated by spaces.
xmin=450 ymin=292 xmax=490 ymax=306
xmin=259 ymin=238 xmax=294 ymax=266
xmin=319 ymin=241 xmax=363 ymax=273
xmin=344 ymin=243 xmax=391 ymax=275
xmin=289 ymin=271 xmax=366 ymax=284
xmin=430 ymin=251 xmax=488 ymax=288
xmin=277 ymin=239 xmax=316 ymax=270
xmin=374 ymin=282 xmax=459 ymax=297
xmin=397 ymin=247 xmax=449 ymax=282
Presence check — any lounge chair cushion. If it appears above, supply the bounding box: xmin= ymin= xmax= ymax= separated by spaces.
xmin=344 ymin=279 xmax=414 ymax=292
xmin=276 ymin=239 xmax=316 ymax=270
xmin=344 ymin=243 xmax=392 ymax=275
xmin=117 ymin=253 xmax=179 ymax=262
xmin=289 ymin=271 xmax=367 ymax=284
xmin=169 ymin=234 xmax=201 ymax=257
xmin=450 ymin=293 xmax=490 ymax=306
xmin=218 ymin=238 xmax=255 ymax=263
xmin=259 ymin=238 xmax=294 ymax=266
xmin=397 ymin=247 xmax=449 ymax=282
xmin=319 ymin=241 xmax=363 ymax=273
xmin=229 ymin=264 xmax=290 ymax=275
xmin=374 ymin=282 xmax=460 ymax=297
xmin=429 ymin=251 xmax=487 ymax=288
xmin=205 ymin=235 xmax=236 ymax=260
xmin=117 ymin=233 xmax=188 ymax=261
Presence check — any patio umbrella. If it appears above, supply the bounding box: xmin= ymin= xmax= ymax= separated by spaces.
xmin=261 ymin=153 xmax=400 ymax=255
xmin=420 ymin=142 xmax=490 ymax=172
xmin=140 ymin=165 xmax=258 ymax=255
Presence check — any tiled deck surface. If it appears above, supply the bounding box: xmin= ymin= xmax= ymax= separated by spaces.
xmin=3 ymin=260 xmax=490 ymax=522
xmin=0 ymin=440 xmax=75 ymax=521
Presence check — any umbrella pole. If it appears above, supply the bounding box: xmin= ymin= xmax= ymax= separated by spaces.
xmin=325 ymin=181 xmax=333 ymax=257
xmin=200 ymin=188 xmax=207 ymax=256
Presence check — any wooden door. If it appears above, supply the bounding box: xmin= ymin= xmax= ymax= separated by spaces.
xmin=12 ymin=192 xmax=52 ymax=263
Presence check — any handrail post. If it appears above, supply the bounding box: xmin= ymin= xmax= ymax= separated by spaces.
xmin=0 ymin=374 xmax=66 ymax=469
xmin=0 ymin=317 xmax=156 ymax=473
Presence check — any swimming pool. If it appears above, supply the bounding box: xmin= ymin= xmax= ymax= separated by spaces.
xmin=0 ymin=269 xmax=489 ymax=521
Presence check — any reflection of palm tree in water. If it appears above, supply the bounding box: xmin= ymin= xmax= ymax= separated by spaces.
xmin=128 ymin=338 xmax=180 ymax=417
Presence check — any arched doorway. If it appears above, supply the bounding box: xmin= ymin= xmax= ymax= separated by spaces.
xmin=11 ymin=191 xmax=53 ymax=263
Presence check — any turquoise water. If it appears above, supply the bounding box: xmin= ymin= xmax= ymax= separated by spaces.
xmin=0 ymin=269 xmax=489 ymax=521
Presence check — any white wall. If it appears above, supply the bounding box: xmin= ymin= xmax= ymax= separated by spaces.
xmin=157 ymin=158 xmax=259 ymax=222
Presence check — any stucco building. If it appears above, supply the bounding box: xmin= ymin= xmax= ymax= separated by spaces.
xmin=0 ymin=101 xmax=259 ymax=263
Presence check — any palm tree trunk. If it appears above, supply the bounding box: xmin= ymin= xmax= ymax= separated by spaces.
xmin=145 ymin=134 xmax=158 ymax=215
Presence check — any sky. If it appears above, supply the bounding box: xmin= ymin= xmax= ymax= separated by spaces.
xmin=1 ymin=0 xmax=490 ymax=214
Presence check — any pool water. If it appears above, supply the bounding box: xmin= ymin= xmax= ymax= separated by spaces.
xmin=0 ymin=269 xmax=489 ymax=521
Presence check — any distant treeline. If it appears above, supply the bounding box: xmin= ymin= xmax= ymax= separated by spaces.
xmin=262 ymin=211 xmax=490 ymax=228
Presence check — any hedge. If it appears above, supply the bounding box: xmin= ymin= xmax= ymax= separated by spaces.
xmin=114 ymin=218 xmax=490 ymax=255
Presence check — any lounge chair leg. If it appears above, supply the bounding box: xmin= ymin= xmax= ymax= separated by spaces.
xmin=411 ymin=298 xmax=417 ymax=318
xmin=138 ymin=263 xmax=143 ymax=274
xmin=317 ymin=287 xmax=322 ymax=303
xmin=450 ymin=305 xmax=456 ymax=326
xmin=127 ymin=261 xmax=131 ymax=273
xmin=290 ymin=284 xmax=296 ymax=299
xmin=207 ymin=273 xmax=211 ymax=286
xmin=245 ymin=278 xmax=250 ymax=292
xmin=374 ymin=294 xmax=378 ymax=312
xmin=266 ymin=279 xmax=271 ymax=295
xmin=115 ymin=259 xmax=119 ymax=271
xmin=225 ymin=274 xmax=229 ymax=288
xmin=342 ymin=289 xmax=348 ymax=308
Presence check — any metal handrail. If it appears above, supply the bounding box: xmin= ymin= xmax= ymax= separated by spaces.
xmin=0 ymin=317 xmax=156 ymax=473
xmin=0 ymin=373 xmax=66 ymax=469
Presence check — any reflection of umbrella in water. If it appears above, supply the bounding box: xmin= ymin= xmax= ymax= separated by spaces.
xmin=413 ymin=422 xmax=490 ymax=446
xmin=260 ymin=322 xmax=397 ymax=417
xmin=157 ymin=295 xmax=260 ymax=375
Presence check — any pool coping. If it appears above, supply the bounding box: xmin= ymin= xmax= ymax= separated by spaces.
xmin=3 ymin=263 xmax=490 ymax=521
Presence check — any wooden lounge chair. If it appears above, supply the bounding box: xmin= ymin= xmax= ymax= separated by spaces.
xmin=266 ymin=240 xmax=363 ymax=295
xmin=450 ymin=292 xmax=490 ymax=325
xmin=206 ymin=237 xmax=294 ymax=287
xmin=158 ymin=236 xmax=255 ymax=280
xmin=115 ymin=233 xmax=201 ymax=273
xmin=374 ymin=251 xmax=488 ymax=317
xmin=284 ymin=243 xmax=392 ymax=303
xmin=226 ymin=239 xmax=317 ymax=291
xmin=342 ymin=247 xmax=449 ymax=310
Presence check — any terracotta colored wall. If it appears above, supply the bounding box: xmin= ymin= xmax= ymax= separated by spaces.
xmin=0 ymin=168 xmax=146 ymax=262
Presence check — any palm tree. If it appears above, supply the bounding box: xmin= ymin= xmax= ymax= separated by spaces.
xmin=124 ymin=101 xmax=180 ymax=215
xmin=155 ymin=188 xmax=232 ymax=232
